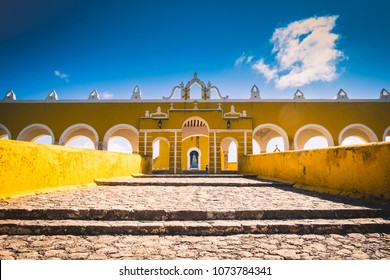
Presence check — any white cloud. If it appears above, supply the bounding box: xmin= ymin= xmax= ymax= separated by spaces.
xmin=252 ymin=59 xmax=277 ymax=81
xmin=54 ymin=70 xmax=69 ymax=82
xmin=234 ymin=53 xmax=254 ymax=67
xmin=100 ymin=91 xmax=114 ymax=99
xmin=252 ymin=16 xmax=344 ymax=89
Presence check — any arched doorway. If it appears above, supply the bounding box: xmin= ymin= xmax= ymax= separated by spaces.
xmin=220 ymin=137 xmax=238 ymax=171
xmin=152 ymin=137 xmax=170 ymax=172
xmin=181 ymin=117 xmax=209 ymax=172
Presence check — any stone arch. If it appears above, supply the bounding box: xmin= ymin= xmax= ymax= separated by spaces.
xmin=339 ymin=124 xmax=378 ymax=145
xmin=294 ymin=124 xmax=334 ymax=150
xmin=17 ymin=123 xmax=55 ymax=144
xmin=0 ymin=124 xmax=11 ymax=139
xmin=103 ymin=124 xmax=139 ymax=153
xmin=383 ymin=126 xmax=390 ymax=142
xmin=253 ymin=124 xmax=289 ymax=153
xmin=182 ymin=116 xmax=209 ymax=139
xmin=220 ymin=137 xmax=238 ymax=171
xmin=59 ymin=123 xmax=99 ymax=149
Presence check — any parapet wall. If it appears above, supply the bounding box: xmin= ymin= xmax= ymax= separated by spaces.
xmin=239 ymin=142 xmax=390 ymax=200
xmin=0 ymin=140 xmax=149 ymax=199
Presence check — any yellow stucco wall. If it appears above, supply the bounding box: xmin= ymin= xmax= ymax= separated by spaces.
xmin=0 ymin=140 xmax=147 ymax=199
xmin=239 ymin=142 xmax=390 ymax=199
xmin=1 ymin=101 xmax=389 ymax=146
xmin=181 ymin=136 xmax=209 ymax=170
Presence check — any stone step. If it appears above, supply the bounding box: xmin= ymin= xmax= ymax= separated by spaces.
xmin=0 ymin=218 xmax=389 ymax=235
xmin=132 ymin=174 xmax=257 ymax=179
xmin=95 ymin=177 xmax=286 ymax=187
xmin=0 ymin=208 xmax=387 ymax=221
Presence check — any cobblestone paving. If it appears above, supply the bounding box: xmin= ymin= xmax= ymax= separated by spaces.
xmin=0 ymin=233 xmax=389 ymax=260
xmin=0 ymin=184 xmax=375 ymax=211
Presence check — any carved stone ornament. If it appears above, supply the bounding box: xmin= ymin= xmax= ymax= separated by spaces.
xmin=224 ymin=105 xmax=242 ymax=118
xmin=150 ymin=106 xmax=168 ymax=118
xmin=163 ymin=73 xmax=228 ymax=100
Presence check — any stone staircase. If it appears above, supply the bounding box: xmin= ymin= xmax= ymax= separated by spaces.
xmin=0 ymin=174 xmax=389 ymax=236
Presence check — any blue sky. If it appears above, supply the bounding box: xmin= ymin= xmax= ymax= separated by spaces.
xmin=1 ymin=0 xmax=389 ymax=100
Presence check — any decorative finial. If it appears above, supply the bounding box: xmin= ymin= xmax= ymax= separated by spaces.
xmin=131 ymin=85 xmax=142 ymax=100
xmin=46 ymin=90 xmax=58 ymax=101
xmin=336 ymin=89 xmax=349 ymax=100
xmin=3 ymin=90 xmax=16 ymax=101
xmin=380 ymin=88 xmax=389 ymax=99
xmin=293 ymin=89 xmax=305 ymax=100
xmin=88 ymin=89 xmax=100 ymax=100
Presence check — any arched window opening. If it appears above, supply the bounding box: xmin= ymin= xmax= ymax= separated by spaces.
xmin=65 ymin=136 xmax=95 ymax=149
xmin=0 ymin=134 xmax=9 ymax=140
xmin=17 ymin=123 xmax=55 ymax=144
xmin=103 ymin=124 xmax=139 ymax=154
xmin=266 ymin=137 xmax=285 ymax=153
xmin=303 ymin=136 xmax=328 ymax=150
xmin=338 ymin=124 xmax=378 ymax=146
xmin=32 ymin=135 xmax=52 ymax=145
xmin=294 ymin=124 xmax=333 ymax=150
xmin=107 ymin=136 xmax=132 ymax=153
xmin=253 ymin=124 xmax=289 ymax=153
xmin=341 ymin=136 xmax=367 ymax=146
xmin=220 ymin=137 xmax=238 ymax=171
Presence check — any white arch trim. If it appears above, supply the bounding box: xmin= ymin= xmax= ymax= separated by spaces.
xmin=253 ymin=123 xmax=290 ymax=151
xmin=338 ymin=123 xmax=379 ymax=145
xmin=187 ymin=147 xmax=201 ymax=170
xmin=294 ymin=124 xmax=334 ymax=150
xmin=17 ymin=123 xmax=55 ymax=144
xmin=383 ymin=126 xmax=390 ymax=141
xmin=103 ymin=124 xmax=139 ymax=151
xmin=59 ymin=123 xmax=99 ymax=149
xmin=0 ymin=124 xmax=11 ymax=139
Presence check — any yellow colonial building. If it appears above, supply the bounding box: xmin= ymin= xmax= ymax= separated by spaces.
xmin=1 ymin=73 xmax=390 ymax=174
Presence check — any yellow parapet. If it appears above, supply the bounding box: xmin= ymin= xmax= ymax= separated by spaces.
xmin=239 ymin=142 xmax=390 ymax=200
xmin=0 ymin=140 xmax=148 ymax=199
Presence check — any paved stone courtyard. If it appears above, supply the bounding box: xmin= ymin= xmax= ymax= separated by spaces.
xmin=0 ymin=175 xmax=389 ymax=260
xmin=1 ymin=233 xmax=389 ymax=260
